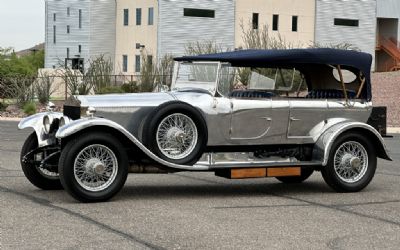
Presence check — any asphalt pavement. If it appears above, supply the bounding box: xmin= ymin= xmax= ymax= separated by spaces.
xmin=1 ymin=120 xmax=400 ymax=249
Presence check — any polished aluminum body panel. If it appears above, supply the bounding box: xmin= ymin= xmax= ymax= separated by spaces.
xmin=18 ymin=112 xmax=63 ymax=147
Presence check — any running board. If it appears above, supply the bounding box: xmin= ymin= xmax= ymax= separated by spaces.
xmin=195 ymin=152 xmax=322 ymax=169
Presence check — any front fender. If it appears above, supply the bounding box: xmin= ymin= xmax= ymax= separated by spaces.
xmin=55 ymin=117 xmax=209 ymax=171
xmin=313 ymin=122 xmax=392 ymax=166
xmin=18 ymin=112 xmax=63 ymax=147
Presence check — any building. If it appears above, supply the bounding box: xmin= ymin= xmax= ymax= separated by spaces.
xmin=315 ymin=0 xmax=400 ymax=71
xmin=235 ymin=0 xmax=315 ymax=48
xmin=44 ymin=0 xmax=115 ymax=71
xmin=45 ymin=0 xmax=400 ymax=74
xmin=115 ymin=0 xmax=235 ymax=75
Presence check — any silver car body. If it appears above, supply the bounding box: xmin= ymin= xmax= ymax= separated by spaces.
xmin=19 ymin=51 xmax=391 ymax=171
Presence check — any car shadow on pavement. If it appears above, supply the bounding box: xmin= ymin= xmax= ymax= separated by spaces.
xmin=117 ymin=181 xmax=333 ymax=201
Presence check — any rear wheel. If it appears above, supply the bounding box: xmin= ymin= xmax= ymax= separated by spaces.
xmin=59 ymin=132 xmax=128 ymax=202
xmin=20 ymin=132 xmax=62 ymax=190
xmin=276 ymin=168 xmax=314 ymax=184
xmin=321 ymin=132 xmax=377 ymax=192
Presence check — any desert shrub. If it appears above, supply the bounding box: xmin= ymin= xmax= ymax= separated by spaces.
xmin=97 ymin=86 xmax=125 ymax=94
xmin=35 ymin=72 xmax=54 ymax=104
xmin=23 ymin=102 xmax=36 ymax=115
xmin=0 ymin=102 xmax=7 ymax=111
xmin=121 ymin=81 xmax=140 ymax=93
xmin=4 ymin=76 xmax=35 ymax=107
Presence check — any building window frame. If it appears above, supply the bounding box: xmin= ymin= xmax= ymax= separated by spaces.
xmin=123 ymin=9 xmax=129 ymax=26
xmin=292 ymin=16 xmax=298 ymax=32
xmin=148 ymin=7 xmax=154 ymax=25
xmin=252 ymin=13 xmax=259 ymax=30
xmin=67 ymin=7 xmax=70 ymax=17
xmin=272 ymin=14 xmax=279 ymax=31
xmin=123 ymin=55 xmax=128 ymax=72
xmin=183 ymin=8 xmax=215 ymax=18
xmin=53 ymin=25 xmax=56 ymax=44
xmin=79 ymin=9 xmax=82 ymax=29
xmin=78 ymin=45 xmax=82 ymax=53
xmin=67 ymin=25 xmax=70 ymax=34
xmin=53 ymin=13 xmax=56 ymax=22
xmin=136 ymin=8 xmax=142 ymax=25
xmin=334 ymin=18 xmax=359 ymax=27
xmin=135 ymin=55 xmax=141 ymax=73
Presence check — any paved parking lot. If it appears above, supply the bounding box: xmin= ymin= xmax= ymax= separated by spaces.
xmin=1 ymin=120 xmax=400 ymax=249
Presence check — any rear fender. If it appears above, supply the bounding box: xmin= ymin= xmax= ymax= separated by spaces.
xmin=313 ymin=122 xmax=392 ymax=166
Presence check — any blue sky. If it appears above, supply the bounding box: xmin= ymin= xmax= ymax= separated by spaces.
xmin=0 ymin=0 xmax=45 ymax=51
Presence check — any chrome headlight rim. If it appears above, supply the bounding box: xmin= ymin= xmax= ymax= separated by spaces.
xmin=59 ymin=116 xmax=71 ymax=127
xmin=43 ymin=115 xmax=52 ymax=134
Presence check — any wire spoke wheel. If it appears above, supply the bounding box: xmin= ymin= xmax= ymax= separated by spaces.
xmin=156 ymin=113 xmax=198 ymax=160
xmin=73 ymin=144 xmax=118 ymax=192
xmin=333 ymin=141 xmax=368 ymax=183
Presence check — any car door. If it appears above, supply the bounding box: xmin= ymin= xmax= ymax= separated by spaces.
xmin=287 ymin=99 xmax=327 ymax=140
xmin=229 ymin=98 xmax=272 ymax=142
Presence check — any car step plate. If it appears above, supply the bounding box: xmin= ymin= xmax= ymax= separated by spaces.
xmin=215 ymin=167 xmax=301 ymax=179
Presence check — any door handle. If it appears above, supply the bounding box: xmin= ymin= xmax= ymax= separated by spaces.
xmin=290 ymin=117 xmax=300 ymax=121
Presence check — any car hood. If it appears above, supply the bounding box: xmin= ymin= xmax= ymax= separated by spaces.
xmin=76 ymin=92 xmax=176 ymax=108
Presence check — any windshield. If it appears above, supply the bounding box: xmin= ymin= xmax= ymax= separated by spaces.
xmin=173 ymin=62 xmax=219 ymax=93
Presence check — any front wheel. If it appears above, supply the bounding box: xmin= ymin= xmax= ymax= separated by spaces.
xmin=321 ymin=132 xmax=377 ymax=192
xmin=59 ymin=132 xmax=128 ymax=202
xmin=20 ymin=132 xmax=62 ymax=190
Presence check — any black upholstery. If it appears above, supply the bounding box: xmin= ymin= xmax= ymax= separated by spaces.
xmin=306 ymin=89 xmax=356 ymax=99
xmin=230 ymin=90 xmax=276 ymax=99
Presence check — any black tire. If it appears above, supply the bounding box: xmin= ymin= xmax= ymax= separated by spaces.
xmin=143 ymin=102 xmax=207 ymax=165
xmin=321 ymin=132 xmax=377 ymax=192
xmin=59 ymin=132 xmax=129 ymax=202
xmin=20 ymin=132 xmax=63 ymax=190
xmin=276 ymin=168 xmax=314 ymax=184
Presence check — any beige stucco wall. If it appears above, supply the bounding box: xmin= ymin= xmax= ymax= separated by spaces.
xmin=115 ymin=0 xmax=158 ymax=75
xmin=235 ymin=0 xmax=315 ymax=48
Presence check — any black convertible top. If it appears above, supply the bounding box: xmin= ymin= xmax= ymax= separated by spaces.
xmin=175 ymin=48 xmax=373 ymax=100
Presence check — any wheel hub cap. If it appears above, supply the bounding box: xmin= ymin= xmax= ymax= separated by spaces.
xmin=333 ymin=141 xmax=368 ymax=183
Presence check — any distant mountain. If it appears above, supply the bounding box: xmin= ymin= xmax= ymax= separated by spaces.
xmin=16 ymin=43 xmax=44 ymax=57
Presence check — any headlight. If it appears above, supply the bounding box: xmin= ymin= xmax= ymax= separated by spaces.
xmin=43 ymin=115 xmax=52 ymax=134
xmin=59 ymin=116 xmax=71 ymax=127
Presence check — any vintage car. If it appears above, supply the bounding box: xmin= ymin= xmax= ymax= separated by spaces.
xmin=18 ymin=48 xmax=391 ymax=202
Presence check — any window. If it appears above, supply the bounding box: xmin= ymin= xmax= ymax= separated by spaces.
xmin=79 ymin=9 xmax=82 ymax=29
xmin=135 ymin=55 xmax=141 ymax=72
xmin=123 ymin=9 xmax=129 ymax=26
xmin=148 ymin=7 xmax=154 ymax=25
xmin=67 ymin=25 xmax=70 ymax=34
xmin=147 ymin=55 xmax=153 ymax=65
xmin=67 ymin=7 xmax=70 ymax=17
xmin=122 ymin=55 xmax=128 ymax=72
xmin=272 ymin=15 xmax=279 ymax=31
xmin=67 ymin=48 xmax=70 ymax=59
xmin=183 ymin=8 xmax=215 ymax=18
xmin=53 ymin=13 xmax=56 ymax=22
xmin=334 ymin=18 xmax=359 ymax=27
xmin=136 ymin=8 xmax=142 ymax=25
xmin=292 ymin=16 xmax=298 ymax=32
xmin=53 ymin=25 xmax=56 ymax=44
xmin=252 ymin=13 xmax=259 ymax=29
xmin=78 ymin=45 xmax=81 ymax=53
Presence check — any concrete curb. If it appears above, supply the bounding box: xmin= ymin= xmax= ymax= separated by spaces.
xmin=387 ymin=127 xmax=400 ymax=134
xmin=0 ymin=117 xmax=23 ymax=122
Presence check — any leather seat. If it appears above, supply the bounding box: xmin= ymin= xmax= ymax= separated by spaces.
xmin=230 ymin=90 xmax=275 ymax=99
xmin=306 ymin=89 xmax=356 ymax=99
